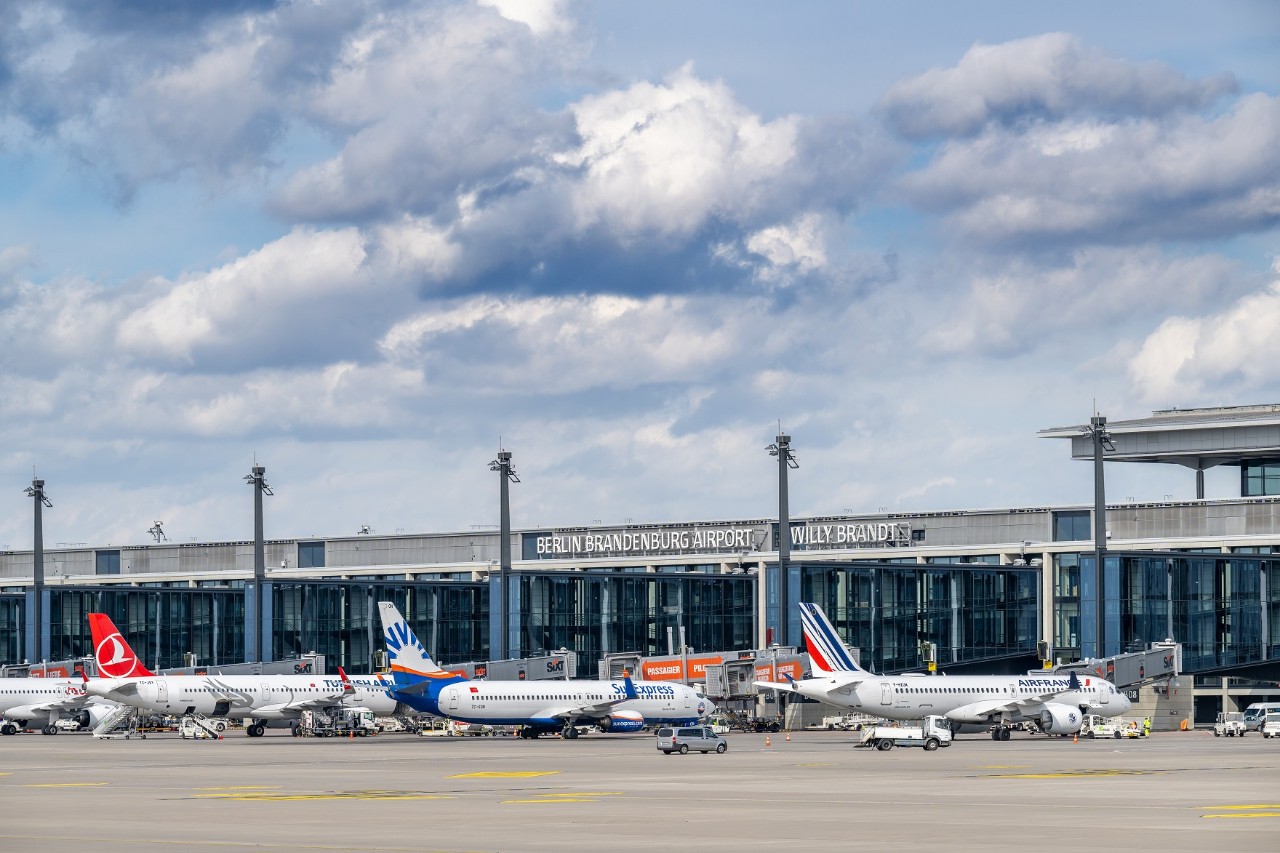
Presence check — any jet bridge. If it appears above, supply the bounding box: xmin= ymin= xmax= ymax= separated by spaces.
xmin=1056 ymin=640 xmax=1182 ymax=690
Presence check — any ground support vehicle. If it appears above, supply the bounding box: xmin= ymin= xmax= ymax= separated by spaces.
xmin=1083 ymin=714 xmax=1120 ymax=739
xmin=820 ymin=713 xmax=880 ymax=731
xmin=1214 ymin=712 xmax=1247 ymax=737
xmin=1262 ymin=712 xmax=1280 ymax=739
xmin=95 ymin=707 xmax=144 ymax=740
xmin=859 ymin=716 xmax=952 ymax=751
xmin=178 ymin=716 xmax=223 ymax=739
xmin=295 ymin=708 xmax=377 ymax=737
xmin=1118 ymin=718 xmax=1148 ymax=738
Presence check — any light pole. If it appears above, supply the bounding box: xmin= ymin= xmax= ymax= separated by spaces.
xmin=25 ymin=478 xmax=52 ymax=664
xmin=1084 ymin=415 xmax=1114 ymax=659
xmin=244 ymin=464 xmax=272 ymax=663
xmin=489 ymin=449 xmax=519 ymax=660
xmin=766 ymin=431 xmax=798 ymax=646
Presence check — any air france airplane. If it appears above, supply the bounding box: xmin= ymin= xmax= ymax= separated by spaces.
xmin=754 ymin=603 xmax=1130 ymax=740
xmin=378 ymin=601 xmax=714 ymax=738
xmin=83 ymin=613 xmax=403 ymax=736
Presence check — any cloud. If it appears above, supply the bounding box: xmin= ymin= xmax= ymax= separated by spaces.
xmin=1128 ymin=259 xmax=1280 ymax=402
xmin=924 ymin=247 xmax=1248 ymax=357
xmin=877 ymin=33 xmax=1236 ymax=139
xmin=897 ymin=92 xmax=1280 ymax=246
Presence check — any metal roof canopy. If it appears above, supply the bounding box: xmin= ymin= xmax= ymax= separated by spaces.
xmin=1039 ymin=404 xmax=1280 ymax=471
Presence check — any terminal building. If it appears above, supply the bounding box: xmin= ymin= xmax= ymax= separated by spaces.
xmin=3 ymin=404 xmax=1280 ymax=724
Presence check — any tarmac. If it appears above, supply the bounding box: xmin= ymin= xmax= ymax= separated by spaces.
xmin=1 ymin=727 xmax=1278 ymax=852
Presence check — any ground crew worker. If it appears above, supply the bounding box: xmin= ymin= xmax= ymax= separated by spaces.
xmin=1143 ymin=717 xmax=1152 ymax=736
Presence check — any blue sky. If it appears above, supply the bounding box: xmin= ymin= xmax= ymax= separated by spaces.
xmin=1 ymin=0 xmax=1278 ymax=548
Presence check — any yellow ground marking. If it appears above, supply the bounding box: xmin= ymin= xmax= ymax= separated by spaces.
xmin=796 ymin=763 xmax=836 ymax=767
xmin=1201 ymin=804 xmax=1280 ymax=819
xmin=502 ymin=791 xmax=623 ymax=805
xmin=449 ymin=770 xmax=560 ymax=778
xmin=1203 ymin=813 xmax=1280 ymax=819
xmin=977 ymin=765 xmax=1028 ymax=769
xmin=25 ymin=782 xmax=108 ymax=788
xmin=989 ymin=769 xmax=1153 ymax=779
xmin=195 ymin=785 xmax=281 ymax=791
xmin=1204 ymin=804 xmax=1280 ymax=809
xmin=195 ymin=790 xmax=455 ymax=802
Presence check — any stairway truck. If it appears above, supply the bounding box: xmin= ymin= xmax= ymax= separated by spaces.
xmin=859 ymin=716 xmax=953 ymax=751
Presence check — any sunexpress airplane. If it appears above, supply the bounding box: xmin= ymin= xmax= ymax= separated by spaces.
xmin=377 ymin=602 xmax=714 ymax=739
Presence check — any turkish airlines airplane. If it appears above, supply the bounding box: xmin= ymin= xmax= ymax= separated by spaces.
xmin=0 ymin=674 xmax=117 ymax=736
xmin=378 ymin=601 xmax=714 ymax=738
xmin=83 ymin=613 xmax=403 ymax=736
xmin=754 ymin=602 xmax=1130 ymax=739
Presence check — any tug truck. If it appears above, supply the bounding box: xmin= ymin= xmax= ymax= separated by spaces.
xmin=859 ymin=716 xmax=952 ymax=751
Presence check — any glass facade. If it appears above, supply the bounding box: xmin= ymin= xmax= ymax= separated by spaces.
xmin=1053 ymin=510 xmax=1091 ymax=541
xmin=45 ymin=587 xmax=244 ymax=669
xmin=1065 ymin=552 xmax=1275 ymax=671
xmin=514 ymin=572 xmax=755 ymax=676
xmin=1242 ymin=461 xmax=1280 ymax=496
xmin=0 ymin=593 xmax=22 ymax=664
xmin=800 ymin=562 xmax=1040 ymax=673
xmin=271 ymin=580 xmax=487 ymax=672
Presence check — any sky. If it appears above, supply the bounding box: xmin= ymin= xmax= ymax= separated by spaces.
xmin=1 ymin=0 xmax=1278 ymax=550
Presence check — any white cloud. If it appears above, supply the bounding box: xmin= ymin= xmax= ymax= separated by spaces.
xmin=878 ymin=33 xmax=1235 ymax=138
xmin=557 ymin=64 xmax=801 ymax=239
xmin=477 ymin=0 xmax=571 ymax=37
xmin=1128 ymin=261 xmax=1280 ymax=402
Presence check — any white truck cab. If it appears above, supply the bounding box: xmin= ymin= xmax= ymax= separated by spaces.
xmin=1262 ymin=712 xmax=1280 ymax=739
xmin=1214 ymin=711 xmax=1247 ymax=737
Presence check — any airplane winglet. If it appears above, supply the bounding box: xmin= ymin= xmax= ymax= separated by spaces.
xmin=621 ymin=672 xmax=638 ymax=700
xmin=783 ymin=672 xmax=796 ymax=685
xmin=338 ymin=667 xmax=356 ymax=695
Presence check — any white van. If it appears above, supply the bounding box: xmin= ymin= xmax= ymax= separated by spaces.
xmin=1244 ymin=703 xmax=1280 ymax=733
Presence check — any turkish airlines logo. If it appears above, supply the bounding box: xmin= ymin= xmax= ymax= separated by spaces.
xmin=96 ymin=632 xmax=142 ymax=677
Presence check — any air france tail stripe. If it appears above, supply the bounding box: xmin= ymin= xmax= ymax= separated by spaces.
xmin=799 ymin=604 xmax=860 ymax=672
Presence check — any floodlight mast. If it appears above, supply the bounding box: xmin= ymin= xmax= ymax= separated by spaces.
xmin=1084 ymin=415 xmax=1114 ymax=659
xmin=489 ymin=449 xmax=520 ymax=661
xmin=766 ymin=430 xmax=798 ymax=646
xmin=25 ymin=478 xmax=52 ymax=664
xmin=244 ymin=464 xmax=273 ymax=663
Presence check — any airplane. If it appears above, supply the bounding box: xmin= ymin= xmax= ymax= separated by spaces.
xmin=377 ymin=601 xmax=714 ymax=738
xmin=82 ymin=613 xmax=405 ymax=736
xmin=0 ymin=614 xmax=144 ymax=736
xmin=753 ymin=602 xmax=1130 ymax=740
xmin=0 ymin=670 xmax=118 ymax=736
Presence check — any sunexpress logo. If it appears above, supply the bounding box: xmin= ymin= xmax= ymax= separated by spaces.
xmin=384 ymin=620 xmax=423 ymax=662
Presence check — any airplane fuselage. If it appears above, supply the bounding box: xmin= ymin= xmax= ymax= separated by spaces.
xmin=401 ymin=679 xmax=712 ymax=730
xmin=791 ymin=672 xmax=1128 ymax=725
xmin=87 ymin=673 xmax=401 ymax=720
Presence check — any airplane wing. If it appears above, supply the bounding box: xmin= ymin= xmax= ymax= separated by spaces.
xmin=261 ymin=668 xmax=359 ymax=714
xmin=753 ymin=674 xmax=864 ymax=700
xmin=947 ymin=673 xmax=1084 ymax=722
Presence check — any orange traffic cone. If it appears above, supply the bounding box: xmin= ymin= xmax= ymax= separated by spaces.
xmin=348 ymin=729 xmax=354 ymax=740
xmin=785 ymin=732 xmax=791 ymax=742
xmin=765 ymin=735 xmax=772 ymax=747
xmin=1072 ymin=734 xmax=1078 ymax=744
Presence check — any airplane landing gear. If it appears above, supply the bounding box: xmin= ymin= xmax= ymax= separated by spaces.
xmin=42 ymin=725 xmax=59 ymax=735
xmin=990 ymin=726 xmax=1012 ymax=741
xmin=247 ymin=723 xmax=266 ymax=737
xmin=562 ymin=725 xmax=579 ymax=739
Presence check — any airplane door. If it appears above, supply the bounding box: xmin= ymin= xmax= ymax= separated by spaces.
xmin=157 ymin=681 xmax=169 ymax=705
xmin=880 ymin=683 xmax=893 ymax=706
xmin=448 ymin=688 xmax=458 ymax=711
xmin=1098 ymin=684 xmax=1110 ymax=706
xmin=262 ymin=683 xmax=271 ymax=703
xmin=684 ymin=689 xmax=691 ymax=709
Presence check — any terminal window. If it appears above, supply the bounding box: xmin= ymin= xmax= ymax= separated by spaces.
xmin=1052 ymin=511 xmax=1091 ymax=542
xmin=297 ymin=541 xmax=325 ymax=568
xmin=95 ymin=551 xmax=121 ymax=575
xmin=1243 ymin=461 xmax=1280 ymax=496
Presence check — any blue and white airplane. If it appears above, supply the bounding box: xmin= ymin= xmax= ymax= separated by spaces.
xmin=754 ymin=602 xmax=1130 ymax=740
xmin=378 ymin=602 xmax=714 ymax=739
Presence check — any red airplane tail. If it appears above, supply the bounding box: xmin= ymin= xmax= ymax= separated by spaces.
xmin=87 ymin=613 xmax=154 ymax=678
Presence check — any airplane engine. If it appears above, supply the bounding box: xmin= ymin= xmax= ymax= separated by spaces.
xmin=73 ymin=705 xmax=118 ymax=730
xmin=597 ymin=710 xmax=645 ymax=733
xmin=1039 ymin=704 xmax=1084 ymax=735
